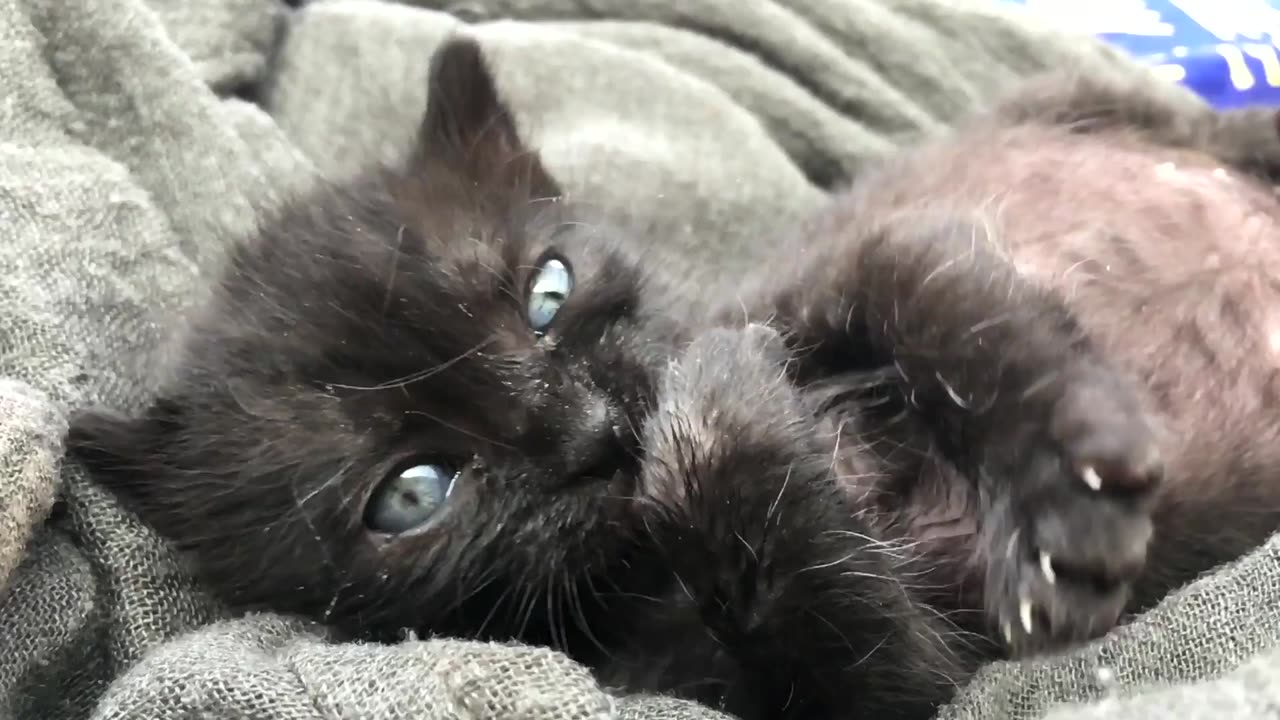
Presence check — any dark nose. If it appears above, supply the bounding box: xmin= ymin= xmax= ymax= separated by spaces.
xmin=559 ymin=394 xmax=629 ymax=483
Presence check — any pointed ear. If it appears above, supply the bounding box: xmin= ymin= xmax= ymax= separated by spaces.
xmin=413 ymin=34 xmax=561 ymax=198
xmin=64 ymin=399 xmax=185 ymax=507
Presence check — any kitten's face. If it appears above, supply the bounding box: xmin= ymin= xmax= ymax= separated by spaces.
xmin=68 ymin=37 xmax=687 ymax=640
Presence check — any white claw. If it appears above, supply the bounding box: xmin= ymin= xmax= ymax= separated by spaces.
xmin=1081 ymin=465 xmax=1103 ymax=491
xmin=1040 ymin=551 xmax=1057 ymax=585
xmin=1001 ymin=621 xmax=1013 ymax=646
xmin=1020 ymin=598 xmax=1034 ymax=635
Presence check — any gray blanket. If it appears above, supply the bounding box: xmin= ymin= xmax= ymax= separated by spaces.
xmin=2 ymin=0 xmax=1278 ymax=718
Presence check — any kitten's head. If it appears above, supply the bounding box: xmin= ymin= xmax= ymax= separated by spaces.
xmin=67 ymin=35 xmax=686 ymax=641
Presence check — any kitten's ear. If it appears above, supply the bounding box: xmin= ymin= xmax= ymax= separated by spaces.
xmin=65 ymin=399 xmax=185 ymax=506
xmin=413 ymin=34 xmax=561 ymax=198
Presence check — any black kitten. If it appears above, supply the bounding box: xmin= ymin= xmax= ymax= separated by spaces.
xmin=731 ymin=74 xmax=1280 ymax=660
xmin=69 ymin=36 xmax=690 ymax=644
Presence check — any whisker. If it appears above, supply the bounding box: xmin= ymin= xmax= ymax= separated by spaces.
xmin=329 ymin=335 xmax=496 ymax=391
xmin=403 ymin=408 xmax=514 ymax=450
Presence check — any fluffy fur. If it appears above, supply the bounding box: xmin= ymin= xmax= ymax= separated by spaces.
xmin=69 ymin=37 xmax=688 ymax=645
xmin=67 ymin=36 xmax=1280 ymax=720
xmin=736 ymin=76 xmax=1280 ymax=659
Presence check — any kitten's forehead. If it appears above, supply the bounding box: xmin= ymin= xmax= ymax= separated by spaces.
xmin=419 ymin=221 xmax=515 ymax=289
xmin=399 ymin=204 xmax=640 ymax=344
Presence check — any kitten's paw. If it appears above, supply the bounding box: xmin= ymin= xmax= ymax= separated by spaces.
xmin=983 ymin=363 xmax=1162 ymax=657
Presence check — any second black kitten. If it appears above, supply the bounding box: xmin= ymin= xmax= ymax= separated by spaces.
xmin=736 ymin=74 xmax=1280 ymax=662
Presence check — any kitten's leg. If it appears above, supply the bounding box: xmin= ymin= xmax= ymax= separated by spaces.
xmin=752 ymin=215 xmax=1164 ymax=656
xmin=990 ymin=72 xmax=1280 ymax=183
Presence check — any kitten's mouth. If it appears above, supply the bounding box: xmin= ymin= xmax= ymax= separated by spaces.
xmin=615 ymin=440 xmax=650 ymax=499
xmin=595 ymin=439 xmax=645 ymax=497
xmin=613 ymin=451 xmax=645 ymax=496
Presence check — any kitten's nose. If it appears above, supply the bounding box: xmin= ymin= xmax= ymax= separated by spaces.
xmin=560 ymin=395 xmax=628 ymax=484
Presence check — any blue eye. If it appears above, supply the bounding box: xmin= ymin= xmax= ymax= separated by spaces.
xmin=365 ymin=462 xmax=457 ymax=534
xmin=527 ymin=256 xmax=574 ymax=333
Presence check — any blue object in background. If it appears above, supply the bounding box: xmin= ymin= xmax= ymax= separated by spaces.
xmin=999 ymin=0 xmax=1280 ymax=109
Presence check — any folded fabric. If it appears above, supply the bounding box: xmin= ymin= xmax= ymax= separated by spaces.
xmin=1001 ymin=0 xmax=1280 ymax=109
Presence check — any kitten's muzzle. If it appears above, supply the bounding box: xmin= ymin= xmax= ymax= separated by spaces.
xmin=558 ymin=394 xmax=633 ymax=487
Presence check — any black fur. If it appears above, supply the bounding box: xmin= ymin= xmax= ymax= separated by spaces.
xmin=69 ymin=35 xmax=685 ymax=646
xmin=68 ymin=37 xmax=1280 ymax=720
